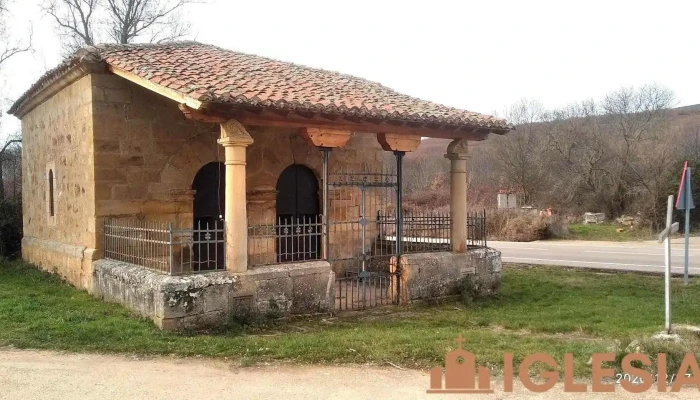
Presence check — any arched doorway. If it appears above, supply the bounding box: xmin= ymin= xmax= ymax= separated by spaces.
xmin=191 ymin=162 xmax=225 ymax=270
xmin=276 ymin=164 xmax=320 ymax=262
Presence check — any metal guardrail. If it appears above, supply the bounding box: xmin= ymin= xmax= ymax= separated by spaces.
xmin=103 ymin=218 xmax=225 ymax=275
xmin=247 ymin=215 xmax=323 ymax=267
xmin=376 ymin=209 xmax=487 ymax=253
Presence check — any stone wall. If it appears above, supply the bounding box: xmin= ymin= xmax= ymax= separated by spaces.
xmin=90 ymin=74 xmax=386 ymax=272
xmin=401 ymin=248 xmax=502 ymax=301
xmin=91 ymin=74 xmax=222 ymax=227
xmin=245 ymin=128 xmax=385 ymax=268
xmin=92 ymin=247 xmax=500 ymax=331
xmin=93 ymin=258 xmax=335 ymax=330
xmin=21 ymin=74 xmax=98 ymax=288
xmin=21 ymin=71 xmax=391 ymax=289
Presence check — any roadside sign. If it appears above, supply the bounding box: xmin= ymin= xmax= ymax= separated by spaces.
xmin=676 ymin=161 xmax=695 ymax=210
xmin=675 ymin=162 xmax=694 ymax=285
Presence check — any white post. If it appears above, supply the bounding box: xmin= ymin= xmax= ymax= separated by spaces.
xmin=664 ymin=195 xmax=673 ymax=333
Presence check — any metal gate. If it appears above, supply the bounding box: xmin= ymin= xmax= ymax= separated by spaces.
xmin=329 ymin=160 xmax=404 ymax=310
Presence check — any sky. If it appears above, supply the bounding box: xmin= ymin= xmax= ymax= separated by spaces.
xmin=1 ymin=0 xmax=699 ymax=139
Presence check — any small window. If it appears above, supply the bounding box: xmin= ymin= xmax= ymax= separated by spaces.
xmin=48 ymin=169 xmax=55 ymax=217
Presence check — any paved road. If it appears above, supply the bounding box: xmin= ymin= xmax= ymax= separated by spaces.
xmin=0 ymin=349 xmax=695 ymax=399
xmin=491 ymin=238 xmax=700 ymax=276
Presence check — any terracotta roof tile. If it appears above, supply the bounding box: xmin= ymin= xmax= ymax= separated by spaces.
xmin=8 ymin=42 xmax=512 ymax=132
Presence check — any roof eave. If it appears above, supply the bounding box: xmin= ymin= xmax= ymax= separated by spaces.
xmin=8 ymin=60 xmax=106 ymax=118
xmin=189 ymin=102 xmax=511 ymax=140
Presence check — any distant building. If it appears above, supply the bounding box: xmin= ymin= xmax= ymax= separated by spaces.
xmin=497 ymin=190 xmax=518 ymax=209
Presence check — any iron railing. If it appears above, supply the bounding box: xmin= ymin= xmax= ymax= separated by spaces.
xmin=327 ymin=167 xmax=399 ymax=277
xmin=103 ymin=218 xmax=225 ymax=275
xmin=467 ymin=210 xmax=488 ymax=248
xmin=247 ymin=215 xmax=323 ymax=267
xmin=377 ymin=209 xmax=487 ymax=253
xmin=336 ymin=270 xmax=395 ymax=310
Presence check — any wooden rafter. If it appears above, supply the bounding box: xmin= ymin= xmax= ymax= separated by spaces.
xmin=109 ymin=66 xmax=203 ymax=110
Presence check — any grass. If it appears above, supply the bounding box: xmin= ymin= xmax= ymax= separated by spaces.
xmin=1 ymin=260 xmax=700 ymax=377
xmin=567 ymin=223 xmax=654 ymax=241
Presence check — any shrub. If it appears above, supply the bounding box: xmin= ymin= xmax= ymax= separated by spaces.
xmin=501 ymin=215 xmax=547 ymax=242
xmin=543 ymin=214 xmax=569 ymax=238
xmin=0 ymin=199 xmax=22 ymax=258
xmin=493 ymin=212 xmax=569 ymax=242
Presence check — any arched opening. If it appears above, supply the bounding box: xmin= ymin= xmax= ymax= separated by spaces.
xmin=48 ymin=169 xmax=55 ymax=217
xmin=276 ymin=164 xmax=320 ymax=262
xmin=191 ymin=162 xmax=225 ymax=270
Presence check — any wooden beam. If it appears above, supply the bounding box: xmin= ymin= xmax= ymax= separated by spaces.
xmin=377 ymin=133 xmax=422 ymax=152
xmin=300 ymin=128 xmax=352 ymax=148
xmin=229 ymin=110 xmax=493 ymax=140
xmin=179 ymin=104 xmax=227 ymax=123
xmin=109 ymin=66 xmax=203 ymax=110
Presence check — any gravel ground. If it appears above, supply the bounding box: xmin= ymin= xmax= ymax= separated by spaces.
xmin=0 ymin=349 xmax=696 ymax=399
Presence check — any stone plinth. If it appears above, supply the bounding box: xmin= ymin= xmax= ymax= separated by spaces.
xmin=401 ymin=247 xmax=502 ymax=301
xmin=93 ymin=259 xmax=335 ymax=331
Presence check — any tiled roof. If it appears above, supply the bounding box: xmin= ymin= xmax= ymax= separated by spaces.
xmin=9 ymin=42 xmax=512 ymax=132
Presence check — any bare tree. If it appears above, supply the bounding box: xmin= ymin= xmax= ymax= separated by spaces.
xmin=0 ymin=137 xmax=21 ymax=200
xmin=483 ymin=84 xmax=678 ymax=227
xmin=105 ymin=0 xmax=192 ymax=44
xmin=44 ymin=0 xmax=197 ymax=53
xmin=0 ymin=2 xmax=29 ymax=201
xmin=600 ymin=84 xmax=676 ymax=223
xmin=0 ymin=0 xmax=32 ymax=67
xmin=43 ymin=0 xmax=99 ymax=54
xmin=491 ymin=98 xmax=549 ymax=206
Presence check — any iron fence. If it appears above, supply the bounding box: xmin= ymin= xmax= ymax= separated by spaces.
xmin=327 ymin=166 xmax=402 ymax=310
xmin=335 ymin=270 xmax=395 ymax=310
xmin=103 ymin=218 xmax=225 ymax=275
xmin=467 ymin=209 xmax=488 ymax=247
xmin=377 ymin=211 xmax=451 ymax=253
xmin=247 ymin=215 xmax=323 ymax=267
xmin=327 ymin=167 xmax=399 ymax=276
xmin=376 ymin=209 xmax=487 ymax=254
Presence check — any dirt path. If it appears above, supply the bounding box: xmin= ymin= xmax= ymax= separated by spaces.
xmin=0 ymin=349 xmax=696 ymax=399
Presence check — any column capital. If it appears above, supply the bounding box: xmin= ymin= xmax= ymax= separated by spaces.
xmin=218 ymin=119 xmax=254 ymax=147
xmin=444 ymin=138 xmax=470 ymax=160
xmin=377 ymin=133 xmax=421 ymax=152
xmin=300 ymin=128 xmax=352 ymax=148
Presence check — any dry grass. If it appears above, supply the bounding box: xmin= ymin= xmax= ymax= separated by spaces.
xmin=486 ymin=210 xmax=569 ymax=241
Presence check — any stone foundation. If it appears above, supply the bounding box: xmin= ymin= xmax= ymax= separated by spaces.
xmin=89 ymin=248 xmax=497 ymax=330
xmin=22 ymin=236 xmax=98 ymax=292
xmin=402 ymin=247 xmax=501 ymax=301
xmin=93 ymin=259 xmax=335 ymax=330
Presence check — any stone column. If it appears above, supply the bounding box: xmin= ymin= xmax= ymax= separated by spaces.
xmin=445 ymin=139 xmax=469 ymax=253
xmin=218 ymin=120 xmax=254 ymax=272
